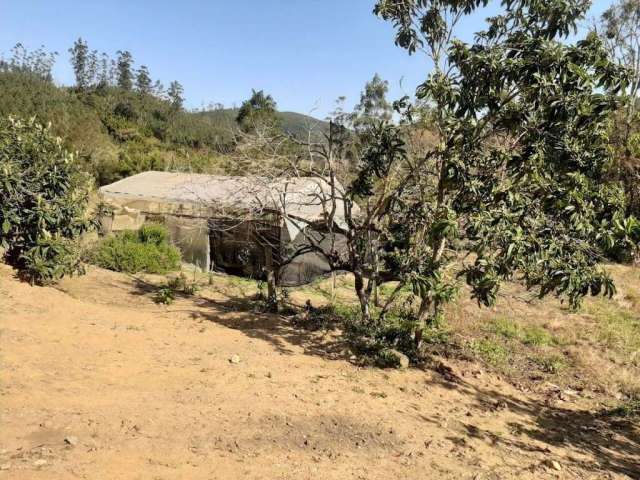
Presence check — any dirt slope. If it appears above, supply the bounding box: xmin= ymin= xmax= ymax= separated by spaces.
xmin=1 ymin=265 xmax=638 ymax=479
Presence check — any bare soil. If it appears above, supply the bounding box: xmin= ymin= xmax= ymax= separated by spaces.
xmin=1 ymin=264 xmax=639 ymax=479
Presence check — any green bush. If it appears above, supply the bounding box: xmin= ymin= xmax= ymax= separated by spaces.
xmin=138 ymin=223 xmax=169 ymax=245
xmin=91 ymin=224 xmax=180 ymax=274
xmin=0 ymin=116 xmax=92 ymax=284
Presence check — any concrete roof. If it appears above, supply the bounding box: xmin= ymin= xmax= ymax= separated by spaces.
xmin=99 ymin=171 xmax=354 ymax=227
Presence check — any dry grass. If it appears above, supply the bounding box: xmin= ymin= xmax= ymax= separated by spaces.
xmin=169 ymin=263 xmax=640 ymax=403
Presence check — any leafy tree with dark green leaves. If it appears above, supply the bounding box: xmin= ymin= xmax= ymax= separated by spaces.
xmin=342 ymin=0 xmax=634 ymax=346
xmin=136 ymin=65 xmax=152 ymax=95
xmin=116 ymin=50 xmax=134 ymax=91
xmin=236 ymin=89 xmax=279 ymax=133
xmin=0 ymin=116 xmax=92 ymax=284
xmin=167 ymin=80 xmax=184 ymax=110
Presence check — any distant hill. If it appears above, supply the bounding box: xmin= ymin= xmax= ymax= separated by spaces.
xmin=0 ymin=70 xmax=331 ymax=186
xmin=196 ymin=108 xmax=330 ymax=140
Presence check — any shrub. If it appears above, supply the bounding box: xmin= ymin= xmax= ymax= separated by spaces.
xmin=605 ymin=398 xmax=640 ymax=418
xmin=340 ymin=305 xmax=448 ymax=367
xmin=91 ymin=224 xmax=180 ymax=274
xmin=155 ymin=286 xmax=175 ymax=305
xmin=154 ymin=273 xmax=199 ymax=305
xmin=0 ymin=116 xmax=92 ymax=284
xmin=138 ymin=223 xmax=169 ymax=245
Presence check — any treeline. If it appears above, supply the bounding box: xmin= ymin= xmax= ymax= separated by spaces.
xmin=0 ymin=40 xmax=259 ymax=185
xmin=67 ymin=39 xmax=184 ymax=108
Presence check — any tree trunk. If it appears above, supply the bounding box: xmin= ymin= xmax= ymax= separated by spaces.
xmin=354 ymin=270 xmax=371 ymax=324
xmin=414 ymin=297 xmax=431 ymax=349
xmin=264 ymin=245 xmax=277 ymax=313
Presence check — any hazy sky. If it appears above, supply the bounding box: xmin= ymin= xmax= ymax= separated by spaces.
xmin=0 ymin=0 xmax=615 ymax=118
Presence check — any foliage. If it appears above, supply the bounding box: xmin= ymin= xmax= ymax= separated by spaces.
xmin=342 ymin=305 xmax=448 ymax=365
xmin=0 ymin=43 xmax=57 ymax=81
xmin=136 ymin=65 xmax=152 ymax=95
xmin=167 ymin=81 xmax=184 ymax=110
xmin=605 ymin=398 xmax=640 ymax=418
xmin=91 ymin=224 xmax=181 ymax=274
xmin=155 ymin=285 xmax=176 ymax=305
xmin=0 ymin=116 xmax=92 ymax=284
xmin=283 ymin=0 xmax=634 ymax=355
xmin=351 ymin=73 xmax=393 ymax=131
xmin=371 ymin=0 xmax=630 ymax=329
xmin=116 ymin=50 xmax=134 ymax=91
xmin=154 ymin=272 xmax=200 ymax=304
xmin=236 ymin=89 xmax=279 ymax=133
xmin=1 ymin=40 xmax=331 ymax=186
xmin=597 ymin=0 xmax=640 ymax=217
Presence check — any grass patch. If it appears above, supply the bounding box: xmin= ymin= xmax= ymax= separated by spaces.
xmin=532 ymin=353 xmax=568 ymax=374
xmin=486 ymin=317 xmax=559 ymax=347
xmin=470 ymin=338 xmax=510 ymax=367
xmin=586 ymin=302 xmax=640 ymax=362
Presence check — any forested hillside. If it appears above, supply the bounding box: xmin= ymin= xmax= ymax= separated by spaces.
xmin=0 ymin=42 xmax=327 ymax=186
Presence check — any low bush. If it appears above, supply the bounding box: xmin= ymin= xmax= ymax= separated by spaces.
xmin=154 ymin=273 xmax=200 ymax=305
xmin=604 ymin=398 xmax=640 ymax=419
xmin=340 ymin=306 xmax=448 ymax=367
xmin=91 ymin=224 xmax=180 ymax=274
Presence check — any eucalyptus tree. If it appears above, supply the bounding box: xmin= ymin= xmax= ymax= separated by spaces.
xmin=135 ymin=65 xmax=152 ymax=95
xmin=167 ymin=81 xmax=184 ymax=110
xmin=69 ymin=38 xmax=90 ymax=89
xmin=352 ymin=73 xmax=393 ymax=130
xmin=116 ymin=50 xmax=134 ymax=91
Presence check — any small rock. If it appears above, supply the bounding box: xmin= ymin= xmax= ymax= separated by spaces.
xmin=349 ymin=355 xmax=357 ymax=361
xmin=33 ymin=459 xmax=47 ymax=467
xmin=545 ymin=460 xmax=562 ymax=471
xmin=64 ymin=436 xmax=78 ymax=446
xmin=386 ymin=349 xmax=410 ymax=369
xmin=229 ymin=355 xmax=241 ymax=364
xmin=0 ymin=463 xmax=10 ymax=471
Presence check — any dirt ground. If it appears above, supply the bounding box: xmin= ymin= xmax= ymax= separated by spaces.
xmin=1 ymin=264 xmax=639 ymax=479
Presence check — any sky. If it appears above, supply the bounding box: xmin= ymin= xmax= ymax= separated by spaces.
xmin=0 ymin=0 xmax=616 ymax=119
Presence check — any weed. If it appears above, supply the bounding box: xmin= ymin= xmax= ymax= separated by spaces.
xmin=604 ymin=398 xmax=640 ymax=418
xmin=155 ymin=286 xmax=175 ymax=305
xmin=486 ymin=317 xmax=558 ymax=346
xmin=587 ymin=303 xmax=640 ymax=360
xmin=533 ymin=353 xmax=567 ymax=374
xmin=470 ymin=338 xmax=510 ymax=367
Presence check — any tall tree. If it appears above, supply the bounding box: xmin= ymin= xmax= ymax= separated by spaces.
xmin=135 ymin=65 xmax=152 ymax=95
xmin=366 ymin=0 xmax=632 ymax=344
xmin=116 ymin=50 xmax=134 ymax=91
xmin=68 ymin=38 xmax=90 ymax=89
xmin=597 ymin=0 xmax=640 ymax=214
xmin=600 ymin=0 xmax=640 ymax=121
xmin=236 ymin=89 xmax=278 ymax=133
xmin=153 ymin=79 xmax=165 ymax=99
xmin=167 ymin=81 xmax=184 ymax=110
xmin=352 ymin=73 xmax=393 ymax=130
xmin=97 ymin=52 xmax=111 ymax=88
